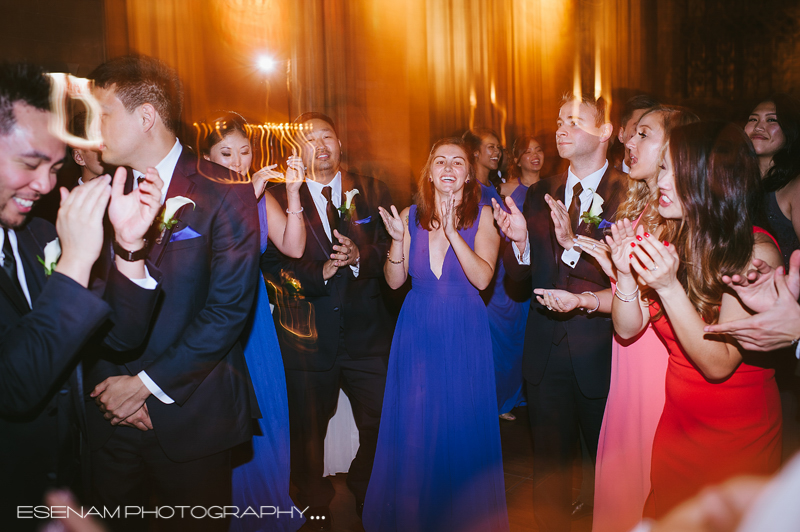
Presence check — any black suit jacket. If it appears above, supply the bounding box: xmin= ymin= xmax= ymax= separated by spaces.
xmin=505 ymin=165 xmax=628 ymax=397
xmin=261 ymin=172 xmax=394 ymax=371
xmin=84 ymin=149 xmax=261 ymax=462
xmin=0 ymin=217 xmax=161 ymax=526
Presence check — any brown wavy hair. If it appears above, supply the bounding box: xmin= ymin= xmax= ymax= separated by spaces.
xmin=616 ymin=106 xmax=699 ymax=234
xmin=414 ymin=137 xmax=481 ymax=231
xmin=507 ymin=135 xmax=540 ymax=181
xmin=660 ymin=121 xmax=762 ymax=324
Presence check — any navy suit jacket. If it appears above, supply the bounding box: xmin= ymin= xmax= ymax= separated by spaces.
xmin=261 ymin=172 xmax=395 ymax=371
xmin=0 ymin=217 xmax=161 ymax=526
xmin=505 ymin=166 xmax=628 ymax=397
xmin=84 ymin=150 xmax=261 ymax=462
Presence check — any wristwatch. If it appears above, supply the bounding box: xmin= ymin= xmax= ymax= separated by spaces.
xmin=113 ymin=240 xmax=148 ymax=262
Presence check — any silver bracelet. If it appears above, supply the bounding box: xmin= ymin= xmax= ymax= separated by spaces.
xmin=615 ymin=285 xmax=638 ymax=298
xmin=614 ymin=287 xmax=640 ymax=303
xmin=581 ymin=291 xmax=600 ymax=313
xmin=285 ymin=207 xmax=304 ymax=217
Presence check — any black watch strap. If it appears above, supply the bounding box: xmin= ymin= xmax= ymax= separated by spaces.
xmin=113 ymin=240 xmax=149 ymax=262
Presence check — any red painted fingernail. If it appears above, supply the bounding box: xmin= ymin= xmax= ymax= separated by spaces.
xmin=644 ymin=232 xmax=650 ymax=238
xmin=630 ymin=242 xmax=636 ymax=248
xmin=636 ymin=235 xmax=642 ymax=241
xmin=663 ymin=241 xmax=669 ymax=247
xmin=629 ymin=253 xmax=633 ymax=259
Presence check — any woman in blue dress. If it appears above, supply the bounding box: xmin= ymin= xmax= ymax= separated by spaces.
xmin=365 ymin=137 xmax=508 ymax=532
xmin=201 ymin=113 xmax=306 ymax=532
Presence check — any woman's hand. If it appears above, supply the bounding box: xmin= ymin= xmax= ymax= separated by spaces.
xmin=251 ymin=164 xmax=281 ymax=198
xmin=534 ymin=288 xmax=581 ymax=313
xmin=629 ymin=231 xmax=682 ymax=294
xmin=491 ymin=196 xmax=527 ymax=248
xmin=440 ymin=196 xmax=458 ymax=240
xmin=607 ymin=219 xmax=638 ymax=277
xmin=284 ymin=154 xmax=305 ymax=196
xmin=378 ymin=205 xmax=405 ymax=242
xmin=575 ymin=235 xmax=614 ymax=277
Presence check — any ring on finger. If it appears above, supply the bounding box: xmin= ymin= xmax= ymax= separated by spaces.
xmin=648 ymin=264 xmax=658 ymax=272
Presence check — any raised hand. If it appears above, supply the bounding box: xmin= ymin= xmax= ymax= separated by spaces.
xmin=491 ymin=196 xmax=527 ymax=248
xmin=534 ymin=288 xmax=581 ymax=313
xmin=251 ymin=163 xmax=280 ymax=198
xmin=629 ymin=230 xmax=681 ymax=294
xmin=607 ymin=218 xmax=638 ymax=277
xmin=544 ymin=194 xmax=575 ymax=250
xmin=54 ymin=175 xmax=112 ymax=287
xmin=109 ymin=166 xmax=164 ymax=249
xmin=575 ymin=235 xmax=614 ymax=277
xmin=378 ymin=205 xmax=404 ymax=242
xmin=440 ymin=196 xmax=458 ymax=240
xmin=284 ymin=153 xmax=305 ymax=195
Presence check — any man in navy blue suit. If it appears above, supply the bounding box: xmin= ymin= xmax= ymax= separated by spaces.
xmin=0 ymin=62 xmax=164 ymax=531
xmin=85 ymin=55 xmax=260 ymax=531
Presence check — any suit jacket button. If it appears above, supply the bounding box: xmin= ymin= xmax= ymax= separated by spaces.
xmin=333 ymin=307 xmax=339 ymax=312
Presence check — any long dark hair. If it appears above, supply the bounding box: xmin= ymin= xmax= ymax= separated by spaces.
xmin=662 ymin=121 xmax=761 ymax=324
xmin=507 ymin=135 xmax=540 ymax=181
xmin=759 ymin=94 xmax=800 ymax=192
xmin=198 ymin=111 xmax=249 ymax=156
xmin=414 ymin=137 xmax=481 ymax=231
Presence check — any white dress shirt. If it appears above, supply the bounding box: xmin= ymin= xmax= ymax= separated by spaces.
xmin=514 ymin=160 xmax=609 ymax=269
xmin=0 ymin=229 xmax=32 ymax=308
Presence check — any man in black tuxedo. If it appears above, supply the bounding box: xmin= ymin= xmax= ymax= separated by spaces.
xmin=494 ymin=94 xmax=627 ymax=532
xmin=262 ymin=112 xmax=393 ymax=529
xmin=85 ymin=56 xmax=260 ymax=531
xmin=0 ymin=62 xmax=163 ymax=530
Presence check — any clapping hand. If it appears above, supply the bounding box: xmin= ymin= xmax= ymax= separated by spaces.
xmin=251 ymin=164 xmax=280 ymax=198
xmin=378 ymin=205 xmax=404 ymax=242
xmin=284 ymin=153 xmax=305 ymax=195
xmin=534 ymin=288 xmax=581 ymax=313
xmin=628 ymin=230 xmax=681 ymax=294
xmin=109 ymin=166 xmax=164 ymax=249
xmin=440 ymin=196 xmax=458 ymax=240
xmin=544 ymin=194 xmax=575 ymax=250
xmin=491 ymin=196 xmax=527 ymax=249
xmin=575 ymin=235 xmax=614 ymax=277
xmin=606 ymin=219 xmax=638 ymax=277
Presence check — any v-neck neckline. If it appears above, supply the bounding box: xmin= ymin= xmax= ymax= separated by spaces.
xmin=428 ymin=230 xmax=451 ymax=280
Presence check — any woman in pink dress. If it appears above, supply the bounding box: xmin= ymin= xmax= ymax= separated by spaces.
xmin=536 ymin=106 xmax=697 ymax=532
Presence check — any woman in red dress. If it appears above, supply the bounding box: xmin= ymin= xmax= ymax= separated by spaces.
xmin=607 ymin=121 xmax=783 ymax=518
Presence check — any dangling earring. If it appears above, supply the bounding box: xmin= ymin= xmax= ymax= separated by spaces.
xmin=466 ymin=178 xmax=470 ymax=183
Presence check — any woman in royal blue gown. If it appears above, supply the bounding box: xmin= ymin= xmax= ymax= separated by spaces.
xmin=201 ymin=113 xmax=306 ymax=532
xmin=364 ymin=137 xmax=508 ymax=532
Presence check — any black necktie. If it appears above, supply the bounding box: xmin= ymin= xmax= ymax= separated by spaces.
xmin=321 ymin=186 xmax=339 ymax=238
xmin=137 ymin=175 xmax=146 ymax=186
xmin=2 ymin=228 xmax=24 ymax=296
xmin=568 ymin=181 xmax=583 ymax=232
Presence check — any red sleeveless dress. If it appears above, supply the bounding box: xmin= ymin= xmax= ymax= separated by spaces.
xmin=645 ymin=228 xmax=783 ymax=517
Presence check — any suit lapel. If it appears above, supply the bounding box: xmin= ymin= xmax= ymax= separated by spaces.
xmin=300 ymin=182 xmax=333 ymax=256
xmin=338 ymin=172 xmax=360 ymax=238
xmin=149 ymin=152 xmax=197 ymax=267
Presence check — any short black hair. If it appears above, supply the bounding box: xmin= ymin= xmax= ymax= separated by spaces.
xmin=0 ymin=62 xmax=51 ymax=136
xmin=91 ymin=55 xmax=183 ymax=135
xmin=620 ymin=94 xmax=660 ymax=128
xmin=293 ymin=111 xmax=337 ymax=134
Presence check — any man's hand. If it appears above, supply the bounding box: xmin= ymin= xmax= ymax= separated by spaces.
xmin=491 ymin=196 xmax=527 ymax=251
xmin=544 ymin=194 xmax=575 ymax=250
xmin=118 ymin=403 xmax=153 ymax=432
xmin=90 ymin=375 xmax=152 ymax=425
xmin=108 ymin=166 xmax=164 ymax=250
xmin=331 ymin=229 xmax=360 ymax=268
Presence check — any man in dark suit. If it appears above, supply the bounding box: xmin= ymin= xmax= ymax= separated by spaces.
xmin=494 ymin=94 xmax=628 ymax=532
xmin=85 ymin=56 xmax=260 ymax=531
xmin=262 ymin=112 xmax=393 ymax=530
xmin=0 ymin=62 xmax=163 ymax=530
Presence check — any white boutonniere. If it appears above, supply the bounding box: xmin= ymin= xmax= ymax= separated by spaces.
xmin=338 ymin=189 xmax=360 ymax=220
xmin=37 ymin=238 xmax=61 ymax=276
xmin=580 ymin=188 xmax=606 ymax=227
xmin=156 ymin=196 xmax=196 ymax=244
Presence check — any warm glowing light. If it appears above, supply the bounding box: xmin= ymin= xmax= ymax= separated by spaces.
xmin=469 ymin=86 xmax=477 ymax=131
xmin=594 ymin=48 xmax=602 ymax=100
xmin=47 ymin=73 xmax=103 ymax=150
xmin=257 ymin=55 xmax=276 ymax=73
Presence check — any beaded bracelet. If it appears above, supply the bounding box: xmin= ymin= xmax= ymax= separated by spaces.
xmin=386 ymin=252 xmax=404 ymax=265
xmin=285 ymin=207 xmax=304 ymax=217
xmin=581 ymin=291 xmax=600 ymax=313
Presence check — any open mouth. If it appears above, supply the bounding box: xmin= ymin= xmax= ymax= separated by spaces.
xmin=441 ymin=175 xmax=456 ymax=183
xmin=659 ymin=193 xmax=672 ymax=207
xmin=13 ymin=197 xmax=35 ymax=212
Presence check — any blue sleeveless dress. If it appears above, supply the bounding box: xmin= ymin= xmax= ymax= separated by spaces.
xmin=231 ymin=198 xmax=303 ymax=532
xmin=363 ymin=205 xmax=509 ymax=532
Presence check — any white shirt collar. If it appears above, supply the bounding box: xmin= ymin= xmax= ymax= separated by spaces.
xmin=305 ymin=171 xmax=342 ymax=208
xmin=565 ymin=160 xmax=609 ymax=210
xmin=132 ymin=138 xmax=182 ymax=204
xmin=622 ymin=160 xmax=631 ymax=174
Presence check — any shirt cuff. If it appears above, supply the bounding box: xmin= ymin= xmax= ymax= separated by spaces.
xmin=512 ymin=240 xmax=531 ymax=265
xmin=128 ymin=266 xmax=158 ymax=290
xmin=137 ymin=371 xmax=175 ymax=404
xmin=562 ymin=246 xmax=582 ymax=268
xmin=350 ymin=262 xmax=360 ymax=277
xmin=795 ymin=341 xmax=799 ymax=360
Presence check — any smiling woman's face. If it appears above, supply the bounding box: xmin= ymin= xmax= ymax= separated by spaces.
xmin=431 ymin=143 xmax=470 ymax=195
xmin=745 ymin=101 xmax=786 ymax=160
xmin=475 ymin=134 xmax=501 ymax=171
